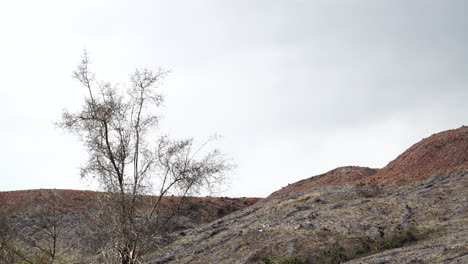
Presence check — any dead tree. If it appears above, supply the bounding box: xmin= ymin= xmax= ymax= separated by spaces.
xmin=58 ymin=51 xmax=232 ymax=264
xmin=0 ymin=209 xmax=34 ymax=264
xmin=8 ymin=191 xmax=73 ymax=264
xmin=28 ymin=192 xmax=71 ymax=264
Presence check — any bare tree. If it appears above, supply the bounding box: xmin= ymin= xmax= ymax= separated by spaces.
xmin=0 ymin=209 xmax=34 ymax=264
xmin=22 ymin=192 xmax=73 ymax=264
xmin=0 ymin=192 xmax=74 ymax=264
xmin=58 ymin=51 xmax=231 ymax=264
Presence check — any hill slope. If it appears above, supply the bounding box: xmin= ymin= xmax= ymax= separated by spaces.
xmin=146 ymin=170 xmax=468 ymax=263
xmin=268 ymin=166 xmax=377 ymax=199
xmin=369 ymin=126 xmax=468 ymax=184
xmin=0 ymin=189 xmax=260 ymax=261
xmin=0 ymin=189 xmax=260 ymax=224
xmin=145 ymin=126 xmax=468 ymax=264
xmin=2 ymin=127 xmax=467 ymax=263
xmin=270 ymin=126 xmax=468 ymax=199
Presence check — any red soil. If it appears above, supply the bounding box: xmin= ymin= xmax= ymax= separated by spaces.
xmin=0 ymin=189 xmax=97 ymax=213
xmin=0 ymin=189 xmax=260 ymax=221
xmin=368 ymin=126 xmax=468 ymax=185
xmin=2 ymin=127 xmax=466 ymax=207
xmin=268 ymin=126 xmax=468 ymax=199
xmin=268 ymin=166 xmax=378 ymax=199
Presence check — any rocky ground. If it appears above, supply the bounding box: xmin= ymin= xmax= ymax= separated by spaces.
xmin=145 ymin=170 xmax=468 ymax=264
xmin=144 ymin=126 xmax=468 ymax=264
xmin=0 ymin=189 xmax=260 ymax=261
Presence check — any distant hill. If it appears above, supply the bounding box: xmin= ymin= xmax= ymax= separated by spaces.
xmin=0 ymin=189 xmax=260 ymax=224
xmin=0 ymin=189 xmax=261 ymax=261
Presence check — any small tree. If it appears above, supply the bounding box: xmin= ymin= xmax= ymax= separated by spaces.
xmin=21 ymin=192 xmax=72 ymax=264
xmin=58 ymin=51 xmax=231 ymax=264
xmin=0 ymin=210 xmax=33 ymax=264
xmin=1 ymin=193 xmax=73 ymax=264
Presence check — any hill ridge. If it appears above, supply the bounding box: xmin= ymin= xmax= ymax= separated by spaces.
xmin=268 ymin=126 xmax=468 ymax=199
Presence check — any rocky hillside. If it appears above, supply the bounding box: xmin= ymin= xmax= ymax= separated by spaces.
xmin=145 ymin=126 xmax=468 ymax=264
xmin=2 ymin=126 xmax=467 ymax=263
xmin=0 ymin=189 xmax=260 ymax=224
xmin=268 ymin=166 xmax=378 ymax=199
xmin=0 ymin=189 xmax=260 ymax=261
xmin=146 ymin=170 xmax=468 ymax=264
xmin=369 ymin=126 xmax=468 ymax=185
xmin=269 ymin=126 xmax=468 ymax=199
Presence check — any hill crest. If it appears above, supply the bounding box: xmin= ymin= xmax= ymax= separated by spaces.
xmin=268 ymin=126 xmax=468 ymax=198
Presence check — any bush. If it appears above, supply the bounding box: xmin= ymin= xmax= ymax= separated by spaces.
xmin=355 ymin=180 xmax=382 ymax=198
xmin=315 ymin=224 xmax=418 ymax=263
xmin=260 ymin=225 xmax=417 ymax=264
xmin=260 ymin=257 xmax=274 ymax=264
xmin=260 ymin=257 xmax=307 ymax=264
xmin=279 ymin=257 xmax=307 ymax=264
xmin=319 ymin=246 xmax=352 ymax=263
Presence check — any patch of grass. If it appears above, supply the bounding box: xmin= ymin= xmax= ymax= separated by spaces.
xmin=259 ymin=257 xmax=308 ymax=264
xmin=355 ymin=180 xmax=382 ymax=198
xmin=317 ymin=246 xmax=352 ymax=263
xmin=261 ymin=225 xmax=418 ymax=264
xmin=314 ymin=224 xmax=418 ymax=263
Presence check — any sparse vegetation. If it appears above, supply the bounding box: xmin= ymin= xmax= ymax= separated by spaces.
xmin=314 ymin=224 xmax=418 ymax=263
xmin=260 ymin=256 xmax=307 ymax=264
xmin=259 ymin=224 xmax=419 ymax=264
xmin=355 ymin=178 xmax=382 ymax=198
xmin=317 ymin=246 xmax=352 ymax=264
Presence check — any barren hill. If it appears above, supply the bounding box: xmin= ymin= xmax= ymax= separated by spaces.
xmin=369 ymin=126 xmax=468 ymax=184
xmin=269 ymin=126 xmax=468 ymax=199
xmin=268 ymin=166 xmax=378 ymax=199
xmin=0 ymin=189 xmax=260 ymax=223
xmin=2 ymin=126 xmax=467 ymax=264
xmin=0 ymin=189 xmax=260 ymax=261
xmin=145 ymin=126 xmax=468 ymax=264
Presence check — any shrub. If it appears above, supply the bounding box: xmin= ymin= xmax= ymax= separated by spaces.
xmin=260 ymin=257 xmax=274 ymax=264
xmin=316 ymin=246 xmax=352 ymax=264
xmin=260 ymin=225 xmax=418 ymax=264
xmin=355 ymin=180 xmax=382 ymax=198
xmin=279 ymin=257 xmax=307 ymax=264
xmin=260 ymin=256 xmax=307 ymax=264
xmin=314 ymin=224 xmax=418 ymax=264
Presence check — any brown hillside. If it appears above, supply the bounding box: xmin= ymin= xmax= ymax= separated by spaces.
xmin=0 ymin=189 xmax=97 ymax=213
xmin=368 ymin=125 xmax=468 ymax=185
xmin=0 ymin=189 xmax=260 ymax=223
xmin=268 ymin=166 xmax=378 ymax=199
xmin=268 ymin=126 xmax=468 ymax=199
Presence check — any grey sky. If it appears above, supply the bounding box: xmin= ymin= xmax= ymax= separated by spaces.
xmin=0 ymin=1 xmax=467 ymax=197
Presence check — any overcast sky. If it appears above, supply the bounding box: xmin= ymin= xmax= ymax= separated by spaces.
xmin=0 ymin=0 xmax=467 ymax=197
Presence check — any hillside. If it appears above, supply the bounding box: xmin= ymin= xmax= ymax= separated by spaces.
xmin=0 ymin=189 xmax=260 ymax=224
xmin=1 ymin=126 xmax=467 ymax=263
xmin=369 ymin=126 xmax=468 ymax=184
xmin=146 ymin=170 xmax=468 ymax=264
xmin=268 ymin=166 xmax=378 ymax=199
xmin=145 ymin=126 xmax=468 ymax=263
xmin=0 ymin=189 xmax=260 ymax=261
xmin=269 ymin=126 xmax=468 ymax=199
